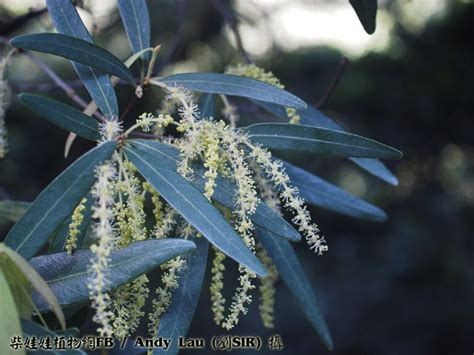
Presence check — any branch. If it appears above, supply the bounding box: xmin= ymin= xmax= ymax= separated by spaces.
xmin=211 ymin=0 xmax=253 ymax=64
xmin=22 ymin=51 xmax=105 ymax=122
xmin=317 ymin=57 xmax=349 ymax=108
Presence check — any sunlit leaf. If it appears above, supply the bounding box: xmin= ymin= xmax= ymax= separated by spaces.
xmin=159 ymin=73 xmax=307 ymax=109
xmin=3 ymin=141 xmax=117 ymax=260
xmin=0 ymin=268 xmax=24 ymax=355
xmin=11 ymin=33 xmax=135 ymax=85
xmin=246 ymin=123 xmax=402 ymax=159
xmin=155 ymin=236 xmax=208 ymax=355
xmin=257 ymin=228 xmax=333 ymax=350
xmin=1 ymin=254 xmax=32 ymax=319
xmin=284 ymin=161 xmax=387 ymax=222
xmin=124 ymin=146 xmax=267 ymax=276
xmin=2 ymin=245 xmax=66 ymax=329
xmin=46 ymin=0 xmax=118 ymax=116
xmin=20 ymin=94 xmax=100 ymax=141
xmin=30 ymin=239 xmax=196 ymax=311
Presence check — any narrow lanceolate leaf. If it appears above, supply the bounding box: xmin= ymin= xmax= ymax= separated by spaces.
xmin=1 ymin=253 xmax=32 ymax=320
xmin=129 ymin=139 xmax=300 ymax=242
xmin=160 ymin=73 xmax=307 ymax=110
xmin=284 ymin=161 xmax=387 ymax=222
xmin=11 ymin=34 xmax=135 ymax=85
xmin=124 ymin=146 xmax=267 ymax=276
xmin=21 ymin=319 xmax=85 ymax=355
xmin=30 ymin=239 xmax=196 ymax=311
xmin=246 ymin=123 xmax=402 ymax=159
xmin=0 ymin=269 xmax=24 ymax=355
xmin=46 ymin=0 xmax=118 ymax=116
xmin=349 ymin=0 xmax=378 ymax=34
xmin=118 ymin=0 xmax=150 ymax=58
xmin=155 ymin=236 xmax=208 ymax=355
xmin=2 ymin=245 xmax=66 ymax=329
xmin=256 ymin=101 xmax=398 ymax=185
xmin=20 ymin=94 xmax=100 ymax=141
xmin=199 ymin=93 xmax=215 ymax=118
xmin=3 ymin=141 xmax=117 ymax=260
xmin=257 ymin=228 xmax=333 ymax=351
xmin=0 ymin=200 xmax=30 ymax=223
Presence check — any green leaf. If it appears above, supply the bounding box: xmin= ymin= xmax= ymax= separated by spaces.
xmin=3 ymin=141 xmax=117 ymax=260
xmin=20 ymin=94 xmax=100 ymax=141
xmin=155 ymin=236 xmax=208 ymax=355
xmin=30 ymin=239 xmax=195 ymax=312
xmin=159 ymin=73 xmax=307 ymax=110
xmin=0 ymin=268 xmax=24 ymax=355
xmin=124 ymin=146 xmax=267 ymax=276
xmin=284 ymin=161 xmax=387 ymax=222
xmin=0 ymin=200 xmax=30 ymax=223
xmin=254 ymin=100 xmax=398 ymax=185
xmin=46 ymin=0 xmax=118 ymax=117
xmin=21 ymin=319 xmax=85 ymax=354
xmin=118 ymin=0 xmax=150 ymax=60
xmin=199 ymin=93 xmax=215 ymax=119
xmin=245 ymin=123 xmax=402 ymax=159
xmin=11 ymin=33 xmax=135 ymax=85
xmin=349 ymin=0 xmax=377 ymax=34
xmin=2 ymin=245 xmax=66 ymax=329
xmin=1 ymin=253 xmax=32 ymax=320
xmin=129 ymin=139 xmax=300 ymax=241
xmin=257 ymin=228 xmax=333 ymax=350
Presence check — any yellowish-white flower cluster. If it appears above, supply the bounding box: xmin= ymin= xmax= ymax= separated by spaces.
xmin=249 ymin=145 xmax=327 ymax=255
xmin=226 ymin=64 xmax=301 ymax=124
xmin=82 ymin=64 xmax=326 ymax=337
xmin=148 ymin=256 xmax=187 ymax=337
xmin=114 ymin=154 xmax=147 ymax=246
xmin=99 ymin=118 xmax=123 ymax=141
xmin=88 ymin=162 xmax=118 ymax=337
xmin=65 ymin=197 xmax=87 ymax=254
xmin=142 ymin=181 xmax=178 ymax=239
xmin=111 ymin=274 xmax=149 ymax=340
xmin=257 ymin=243 xmax=278 ymax=328
xmin=210 ymin=247 xmax=227 ymax=324
xmin=154 ymin=80 xmax=327 ymax=330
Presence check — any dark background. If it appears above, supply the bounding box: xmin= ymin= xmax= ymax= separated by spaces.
xmin=1 ymin=1 xmax=473 ymax=354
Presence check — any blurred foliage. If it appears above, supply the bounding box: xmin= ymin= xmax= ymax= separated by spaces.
xmin=0 ymin=0 xmax=473 ymax=354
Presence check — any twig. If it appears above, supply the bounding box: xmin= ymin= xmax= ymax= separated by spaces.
xmin=211 ymin=0 xmax=253 ymax=64
xmin=119 ymin=96 xmax=138 ymax=121
xmin=11 ymin=79 xmax=85 ymax=92
xmin=23 ymin=51 xmax=105 ymax=122
xmin=317 ymin=56 xmax=349 ymax=108
xmin=0 ymin=35 xmax=105 ymax=122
